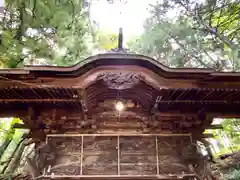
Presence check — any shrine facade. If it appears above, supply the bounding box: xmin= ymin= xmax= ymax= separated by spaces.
xmin=1 ymin=53 xmax=240 ymax=179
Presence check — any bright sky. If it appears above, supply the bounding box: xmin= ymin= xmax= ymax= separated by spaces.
xmin=90 ymin=0 xmax=157 ymax=40
xmin=0 ymin=0 xmax=154 ymax=40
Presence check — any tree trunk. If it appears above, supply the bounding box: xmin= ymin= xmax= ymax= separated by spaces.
xmin=5 ymin=140 xmax=26 ymax=174
xmin=1 ymin=138 xmax=24 ymax=173
xmin=0 ymin=138 xmax=12 ymax=160
xmin=26 ymin=157 xmax=41 ymax=178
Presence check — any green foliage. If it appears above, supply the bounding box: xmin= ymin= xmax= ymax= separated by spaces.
xmin=95 ymin=30 xmax=118 ymax=51
xmin=127 ymin=0 xmax=240 ymax=71
xmin=221 ymin=169 xmax=240 ymax=180
xmin=205 ymin=118 xmax=240 ymax=157
xmin=0 ymin=118 xmax=29 ymax=175
xmin=215 ymin=119 xmax=239 ymax=153
xmin=0 ymin=0 xmax=94 ymax=67
xmin=204 ymin=118 xmax=240 ymax=179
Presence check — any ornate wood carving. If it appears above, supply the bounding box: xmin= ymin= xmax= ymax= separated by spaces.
xmin=27 ymin=134 xmax=199 ymax=178
xmin=26 ymin=134 xmax=216 ymax=179
xmin=96 ymin=72 xmax=144 ymax=89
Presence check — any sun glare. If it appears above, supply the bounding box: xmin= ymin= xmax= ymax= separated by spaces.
xmin=90 ymin=0 xmax=156 ymax=41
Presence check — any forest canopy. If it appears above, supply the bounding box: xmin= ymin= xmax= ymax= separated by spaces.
xmin=0 ymin=0 xmax=239 ymax=70
xmin=128 ymin=0 xmax=240 ymax=71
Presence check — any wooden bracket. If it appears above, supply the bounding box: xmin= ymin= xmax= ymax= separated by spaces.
xmin=22 ymin=107 xmax=39 ymax=129
xmin=79 ymin=114 xmax=98 ymax=131
xmin=78 ymin=90 xmax=88 ymax=112
xmin=150 ymin=96 xmax=162 ymax=114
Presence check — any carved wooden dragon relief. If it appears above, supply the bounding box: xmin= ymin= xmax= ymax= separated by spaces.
xmin=96 ymin=72 xmax=144 ymax=89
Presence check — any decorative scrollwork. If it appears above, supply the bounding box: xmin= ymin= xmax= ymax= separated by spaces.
xmin=97 ymin=72 xmax=144 ymax=89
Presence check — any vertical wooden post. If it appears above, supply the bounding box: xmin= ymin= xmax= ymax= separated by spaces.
xmin=117 ymin=135 xmax=120 ymax=176
xmin=52 ymin=109 xmax=56 ymax=122
xmin=80 ymin=135 xmax=84 ymax=175
xmin=79 ymin=90 xmax=88 ymax=112
xmin=26 ymin=106 xmax=39 ymax=129
xmin=155 ymin=136 xmax=159 ymax=175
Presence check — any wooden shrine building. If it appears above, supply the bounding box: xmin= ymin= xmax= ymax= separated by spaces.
xmin=1 ymin=52 xmax=240 ymax=179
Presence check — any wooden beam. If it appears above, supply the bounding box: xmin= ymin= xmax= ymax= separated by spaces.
xmin=157 ymin=112 xmax=240 ymax=118
xmin=0 ymin=109 xmax=27 ymax=117
xmin=206 ymin=124 xmax=223 ymax=129
xmin=40 ymin=174 xmax=197 ymax=179
xmin=12 ymin=123 xmax=27 ymax=129
xmin=203 ymin=133 xmax=214 ymax=138
xmin=0 ymin=99 xmax=78 ymax=103
xmin=157 ymin=100 xmax=240 ymax=104
xmin=0 ymin=98 xmax=240 ymax=104
xmin=156 ymin=112 xmax=196 ymax=117
xmin=47 ymin=133 xmax=192 ymax=137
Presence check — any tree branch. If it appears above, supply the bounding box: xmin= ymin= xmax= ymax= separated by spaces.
xmin=168 ymin=33 xmax=212 ymax=68
xmin=15 ymin=1 xmax=25 ymax=41
xmin=216 ymin=0 xmax=227 ymax=28
xmin=32 ymin=0 xmax=37 ymax=19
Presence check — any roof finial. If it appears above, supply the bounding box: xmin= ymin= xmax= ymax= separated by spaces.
xmin=118 ymin=27 xmax=123 ymax=50
xmin=110 ymin=27 xmax=128 ymax=53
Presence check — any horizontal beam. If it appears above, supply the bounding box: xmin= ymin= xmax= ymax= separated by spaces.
xmin=0 ymin=99 xmax=239 ymax=104
xmin=40 ymin=174 xmax=197 ymax=179
xmin=203 ymin=133 xmax=214 ymax=138
xmin=158 ymin=100 xmax=240 ymax=104
xmin=206 ymin=124 xmax=223 ymax=129
xmin=0 ymin=99 xmax=78 ymax=103
xmin=157 ymin=112 xmax=240 ymax=118
xmin=47 ymin=133 xmax=192 ymax=137
xmin=12 ymin=123 xmax=27 ymax=129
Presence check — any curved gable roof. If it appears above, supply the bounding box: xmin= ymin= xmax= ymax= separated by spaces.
xmin=0 ymin=53 xmax=214 ymax=78
xmin=1 ymin=53 xmax=240 ymax=85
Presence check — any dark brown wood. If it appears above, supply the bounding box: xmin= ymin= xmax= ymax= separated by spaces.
xmin=206 ymin=124 xmax=223 ymax=129
xmin=0 ymin=53 xmax=226 ymax=179
xmin=203 ymin=133 xmax=214 ymax=138
xmin=38 ymin=175 xmax=197 ymax=180
xmin=12 ymin=123 xmax=26 ymax=129
xmin=0 ymin=98 xmax=77 ymax=102
xmin=80 ymin=90 xmax=88 ymax=112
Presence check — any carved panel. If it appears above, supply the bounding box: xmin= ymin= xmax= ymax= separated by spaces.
xmin=44 ymin=136 xmax=82 ymax=176
xmin=157 ymin=136 xmax=191 ymax=174
xmin=36 ymin=134 xmax=195 ymax=178
xmin=48 ymin=136 xmax=82 ymax=154
xmin=82 ymin=136 xmax=118 ymax=175
xmin=120 ymin=136 xmax=157 ymax=175
xmin=96 ymin=72 xmax=143 ymax=89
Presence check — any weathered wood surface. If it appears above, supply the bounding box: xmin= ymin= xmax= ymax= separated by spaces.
xmin=18 ymin=107 xmax=214 ymax=139
xmin=30 ymin=135 xmax=194 ymax=177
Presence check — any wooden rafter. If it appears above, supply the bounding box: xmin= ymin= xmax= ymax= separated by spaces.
xmin=0 ymin=98 xmax=240 ymax=104
xmin=0 ymin=99 xmax=78 ymax=103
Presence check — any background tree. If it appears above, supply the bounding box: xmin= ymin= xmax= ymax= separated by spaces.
xmin=0 ymin=118 xmax=31 ymax=179
xmin=95 ymin=30 xmax=118 ymax=51
xmin=128 ymin=0 xmax=240 ymax=71
xmin=0 ymin=0 xmax=94 ymax=67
